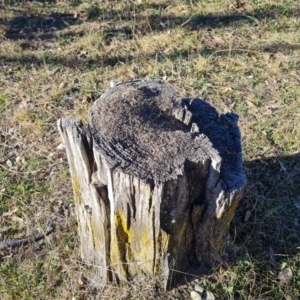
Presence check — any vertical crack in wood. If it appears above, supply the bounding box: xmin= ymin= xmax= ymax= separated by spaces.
xmin=131 ymin=184 xmax=136 ymax=220
xmin=152 ymin=205 xmax=156 ymax=275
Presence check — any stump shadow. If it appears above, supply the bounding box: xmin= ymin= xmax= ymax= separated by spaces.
xmin=1 ymin=2 xmax=300 ymax=69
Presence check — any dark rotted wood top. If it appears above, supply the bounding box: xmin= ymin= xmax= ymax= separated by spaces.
xmin=89 ymin=80 xmax=244 ymax=187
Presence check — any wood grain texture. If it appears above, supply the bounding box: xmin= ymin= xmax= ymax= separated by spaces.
xmin=58 ymin=80 xmax=246 ymax=289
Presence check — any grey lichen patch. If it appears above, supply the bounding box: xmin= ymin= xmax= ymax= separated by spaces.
xmin=89 ymin=80 xmax=214 ymax=183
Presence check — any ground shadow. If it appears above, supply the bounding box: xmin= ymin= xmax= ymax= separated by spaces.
xmin=1 ymin=2 xmax=300 ymax=41
xmin=199 ymin=41 xmax=300 ymax=57
xmin=2 ymin=12 xmax=80 ymax=40
xmin=184 ymin=5 xmax=300 ymax=30
xmin=233 ymin=154 xmax=300 ymax=258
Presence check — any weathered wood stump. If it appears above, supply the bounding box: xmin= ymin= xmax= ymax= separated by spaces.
xmin=57 ymin=80 xmax=246 ymax=289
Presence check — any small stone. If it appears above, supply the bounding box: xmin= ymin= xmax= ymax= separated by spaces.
xmin=278 ymin=267 xmax=293 ymax=285
xmin=194 ymin=284 xmax=204 ymax=293
xmin=110 ymin=80 xmax=120 ymax=87
xmin=57 ymin=143 xmax=66 ymax=151
xmin=203 ymin=291 xmax=215 ymax=300
xmin=48 ymin=152 xmax=55 ymax=159
xmin=6 ymin=159 xmax=12 ymax=168
xmin=191 ymin=291 xmax=202 ymax=300
xmin=16 ymin=156 xmax=22 ymax=164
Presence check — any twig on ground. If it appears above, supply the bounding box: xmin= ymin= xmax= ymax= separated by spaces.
xmin=0 ymin=215 xmax=55 ymax=250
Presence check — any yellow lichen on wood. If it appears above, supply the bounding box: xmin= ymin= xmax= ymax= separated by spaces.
xmin=72 ymin=170 xmax=82 ymax=204
xmin=136 ymin=229 xmax=155 ymax=272
xmin=110 ymin=211 xmax=132 ymax=279
xmin=110 ymin=209 xmax=160 ymax=277
xmin=160 ymin=230 xmax=170 ymax=253
xmin=140 ymin=231 xmax=152 ymax=255
xmin=115 ymin=211 xmax=132 ymax=242
xmin=90 ymin=219 xmax=102 ymax=251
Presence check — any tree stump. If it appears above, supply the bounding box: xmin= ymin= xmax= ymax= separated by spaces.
xmin=57 ymin=80 xmax=246 ymax=289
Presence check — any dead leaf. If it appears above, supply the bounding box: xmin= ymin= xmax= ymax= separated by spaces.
xmin=246 ymin=100 xmax=259 ymax=113
xmin=78 ymin=274 xmax=88 ymax=287
xmin=212 ymin=34 xmax=224 ymax=45
xmin=263 ymin=53 xmax=270 ymax=61
xmin=278 ymin=267 xmax=293 ymax=285
xmin=223 ymin=87 xmax=232 ymax=92
xmin=77 ymin=276 xmax=84 ymax=286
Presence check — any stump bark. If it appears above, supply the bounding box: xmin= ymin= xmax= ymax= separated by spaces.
xmin=57 ymin=80 xmax=246 ymax=289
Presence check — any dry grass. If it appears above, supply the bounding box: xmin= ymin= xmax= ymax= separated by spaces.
xmin=0 ymin=0 xmax=300 ymax=299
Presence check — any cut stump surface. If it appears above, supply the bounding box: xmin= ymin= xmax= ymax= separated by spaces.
xmin=58 ymin=80 xmax=246 ymax=289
